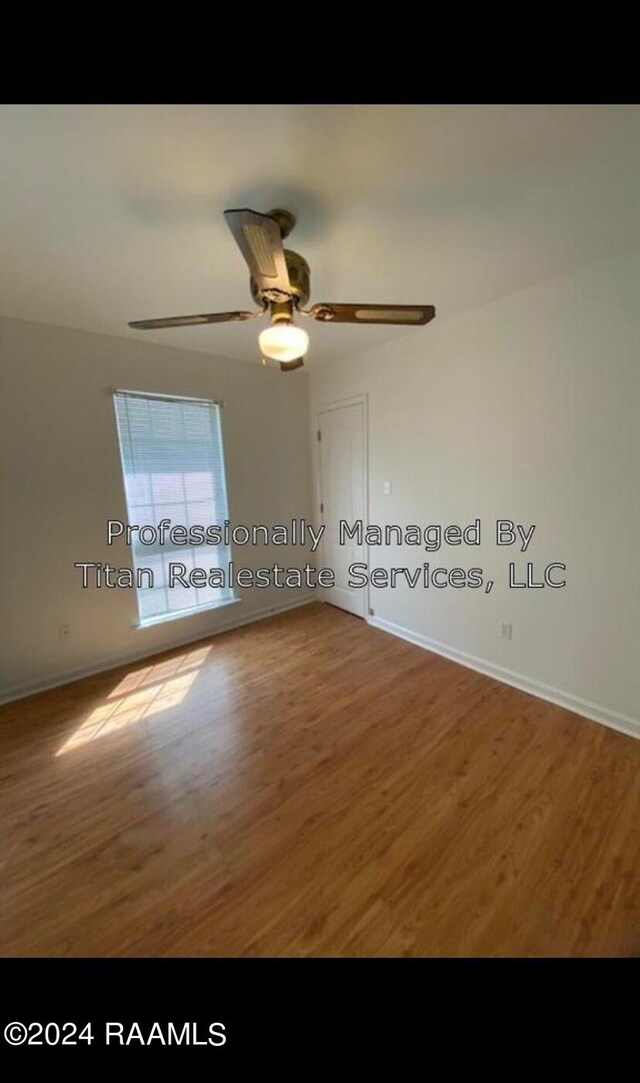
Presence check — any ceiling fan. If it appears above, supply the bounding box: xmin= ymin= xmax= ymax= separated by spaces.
xmin=129 ymin=208 xmax=436 ymax=371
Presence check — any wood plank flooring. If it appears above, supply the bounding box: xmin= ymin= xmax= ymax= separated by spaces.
xmin=0 ymin=602 xmax=638 ymax=957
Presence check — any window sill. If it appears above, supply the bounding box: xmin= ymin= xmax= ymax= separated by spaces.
xmin=134 ymin=596 xmax=240 ymax=630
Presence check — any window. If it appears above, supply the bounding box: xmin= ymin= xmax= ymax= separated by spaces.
xmin=113 ymin=390 xmax=235 ymax=626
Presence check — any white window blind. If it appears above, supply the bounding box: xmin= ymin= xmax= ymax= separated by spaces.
xmin=113 ymin=390 xmax=234 ymax=625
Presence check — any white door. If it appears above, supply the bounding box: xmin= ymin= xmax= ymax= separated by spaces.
xmin=317 ymin=399 xmax=367 ymax=618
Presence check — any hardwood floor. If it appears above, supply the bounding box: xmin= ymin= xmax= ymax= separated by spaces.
xmin=0 ymin=602 xmax=638 ymax=957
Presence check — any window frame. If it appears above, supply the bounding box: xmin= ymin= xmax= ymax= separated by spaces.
xmin=112 ymin=388 xmax=239 ymax=629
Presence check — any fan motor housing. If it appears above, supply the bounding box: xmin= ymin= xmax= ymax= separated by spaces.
xmin=251 ymin=249 xmax=310 ymax=308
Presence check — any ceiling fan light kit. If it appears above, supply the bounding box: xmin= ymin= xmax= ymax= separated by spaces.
xmin=259 ymin=303 xmax=309 ymax=364
xmin=129 ymin=207 xmax=436 ymax=371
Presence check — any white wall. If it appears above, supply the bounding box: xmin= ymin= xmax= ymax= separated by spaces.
xmin=0 ymin=317 xmax=313 ymax=700
xmin=310 ymin=252 xmax=640 ymax=735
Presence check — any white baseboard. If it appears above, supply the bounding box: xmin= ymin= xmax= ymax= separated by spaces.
xmin=0 ymin=595 xmax=315 ymax=707
xmin=367 ymin=615 xmax=640 ymax=742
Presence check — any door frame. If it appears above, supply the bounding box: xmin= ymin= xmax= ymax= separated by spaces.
xmin=315 ymin=394 xmax=370 ymax=620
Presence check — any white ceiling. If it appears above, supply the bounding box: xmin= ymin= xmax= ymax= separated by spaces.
xmin=1 ymin=104 xmax=639 ymax=364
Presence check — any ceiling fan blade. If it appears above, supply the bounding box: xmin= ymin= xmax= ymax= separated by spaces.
xmin=280 ymin=358 xmax=304 ymax=372
xmin=129 ymin=310 xmax=261 ymax=330
xmin=224 ymin=208 xmax=291 ymax=299
xmin=309 ymin=303 xmax=436 ymax=326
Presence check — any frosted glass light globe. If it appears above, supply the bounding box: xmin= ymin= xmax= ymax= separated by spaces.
xmin=259 ymin=323 xmax=309 ymax=363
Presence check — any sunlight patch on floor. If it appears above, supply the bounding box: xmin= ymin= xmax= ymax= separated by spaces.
xmin=107 ymin=646 xmax=211 ymax=698
xmin=56 ymin=647 xmax=211 ymax=756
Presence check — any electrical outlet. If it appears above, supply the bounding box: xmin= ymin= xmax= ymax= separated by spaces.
xmin=500 ymin=621 xmax=513 ymax=641
xmin=58 ymin=623 xmax=72 ymax=641
xmin=383 ymin=481 xmax=392 ymax=495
